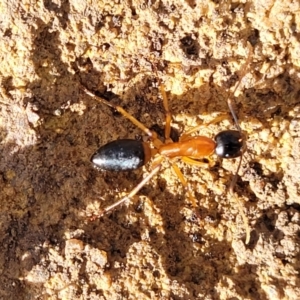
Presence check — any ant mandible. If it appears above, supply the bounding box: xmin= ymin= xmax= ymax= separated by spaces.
xmin=82 ymin=43 xmax=252 ymax=242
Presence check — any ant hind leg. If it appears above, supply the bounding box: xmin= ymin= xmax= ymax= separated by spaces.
xmin=81 ymin=86 xmax=163 ymax=149
xmin=89 ymin=161 xmax=163 ymax=220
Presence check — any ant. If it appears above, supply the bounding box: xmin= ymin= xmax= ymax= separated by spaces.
xmin=82 ymin=44 xmax=252 ymax=243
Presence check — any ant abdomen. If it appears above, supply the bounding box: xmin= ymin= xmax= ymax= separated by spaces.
xmin=214 ymin=130 xmax=245 ymax=159
xmin=91 ymin=139 xmax=152 ymax=171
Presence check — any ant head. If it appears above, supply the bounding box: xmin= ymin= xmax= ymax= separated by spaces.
xmin=214 ymin=130 xmax=246 ymax=159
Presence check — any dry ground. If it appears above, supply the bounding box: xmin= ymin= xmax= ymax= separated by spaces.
xmin=0 ymin=0 xmax=300 ymax=299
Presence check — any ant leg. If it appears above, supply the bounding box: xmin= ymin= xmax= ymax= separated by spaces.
xmin=81 ymin=86 xmax=163 ymax=148
xmin=181 ymin=156 xmax=214 ymax=167
xmin=148 ymin=59 xmax=172 ymax=142
xmin=228 ymin=42 xmax=253 ymax=132
xmin=180 ymin=113 xmax=229 ymax=142
xmin=170 ymin=163 xmax=198 ymax=208
xmin=182 ymin=157 xmax=250 ymax=243
xmin=159 ymin=83 xmax=172 ymax=143
xmin=89 ymin=162 xmax=163 ymax=219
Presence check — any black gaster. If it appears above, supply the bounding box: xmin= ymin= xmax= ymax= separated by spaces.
xmin=91 ymin=139 xmax=146 ymax=171
xmin=214 ymin=130 xmax=244 ymax=158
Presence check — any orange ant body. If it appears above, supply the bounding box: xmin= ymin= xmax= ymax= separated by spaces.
xmin=82 ymin=44 xmax=252 ymax=242
xmin=82 ymin=84 xmax=245 ymax=213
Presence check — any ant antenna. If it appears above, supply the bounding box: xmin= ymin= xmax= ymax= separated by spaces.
xmin=229 ymin=42 xmax=253 ymax=131
xmin=228 ymin=43 xmax=253 ymax=244
xmin=228 ymin=42 xmax=253 ymax=193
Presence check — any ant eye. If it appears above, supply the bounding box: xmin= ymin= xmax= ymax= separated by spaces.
xmin=214 ymin=130 xmax=244 ymax=159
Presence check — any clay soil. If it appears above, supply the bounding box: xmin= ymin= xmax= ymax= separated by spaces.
xmin=0 ymin=0 xmax=300 ymax=299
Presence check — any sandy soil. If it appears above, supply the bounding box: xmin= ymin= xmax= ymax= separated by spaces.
xmin=0 ymin=0 xmax=300 ymax=299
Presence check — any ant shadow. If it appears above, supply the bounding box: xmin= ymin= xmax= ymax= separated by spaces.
xmin=1 ymin=13 xmax=300 ymax=300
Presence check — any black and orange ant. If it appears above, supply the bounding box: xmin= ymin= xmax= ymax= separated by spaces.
xmin=83 ymin=44 xmax=252 ymax=243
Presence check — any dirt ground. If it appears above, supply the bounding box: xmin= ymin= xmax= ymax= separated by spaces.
xmin=0 ymin=0 xmax=300 ymax=299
